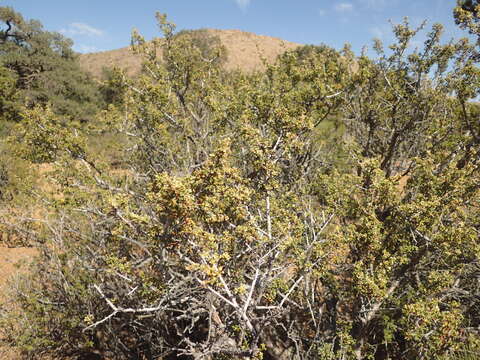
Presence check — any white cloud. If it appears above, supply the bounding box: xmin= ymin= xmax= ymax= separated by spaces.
xmin=60 ymin=22 xmax=104 ymax=37
xmin=334 ymin=3 xmax=354 ymax=12
xmin=235 ymin=0 xmax=251 ymax=11
xmin=318 ymin=9 xmax=327 ymax=16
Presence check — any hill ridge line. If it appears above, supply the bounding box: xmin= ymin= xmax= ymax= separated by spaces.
xmin=78 ymin=28 xmax=301 ymax=78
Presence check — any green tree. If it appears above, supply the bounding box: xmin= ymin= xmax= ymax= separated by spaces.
xmin=319 ymin=19 xmax=480 ymax=359
xmin=174 ymin=28 xmax=227 ymax=67
xmin=99 ymin=67 xmax=129 ymax=107
xmin=0 ymin=6 xmax=103 ymax=122
xmin=0 ymin=65 xmax=20 ymax=123
xmin=455 ymin=0 xmax=480 ymax=43
xmin=342 ymin=20 xmax=478 ymax=177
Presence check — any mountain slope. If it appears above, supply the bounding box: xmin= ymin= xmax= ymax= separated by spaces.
xmin=79 ymin=29 xmax=300 ymax=78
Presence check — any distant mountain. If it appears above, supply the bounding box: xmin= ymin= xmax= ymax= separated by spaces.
xmin=78 ymin=29 xmax=300 ymax=78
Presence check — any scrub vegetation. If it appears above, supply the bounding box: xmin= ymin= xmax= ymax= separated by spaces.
xmin=0 ymin=2 xmax=480 ymax=359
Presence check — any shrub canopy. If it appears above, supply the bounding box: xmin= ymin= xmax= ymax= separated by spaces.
xmin=1 ymin=9 xmax=480 ymax=360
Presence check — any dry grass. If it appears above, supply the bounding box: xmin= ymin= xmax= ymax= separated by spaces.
xmin=79 ymin=28 xmax=300 ymax=79
xmin=0 ymin=247 xmax=37 ymax=294
xmin=0 ymin=246 xmax=38 ymax=360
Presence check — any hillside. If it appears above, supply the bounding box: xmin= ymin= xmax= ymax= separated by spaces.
xmin=79 ymin=29 xmax=300 ymax=78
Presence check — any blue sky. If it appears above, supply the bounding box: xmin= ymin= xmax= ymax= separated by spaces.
xmin=2 ymin=0 xmax=469 ymax=54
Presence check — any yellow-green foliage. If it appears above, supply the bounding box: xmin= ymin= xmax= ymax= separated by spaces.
xmin=10 ymin=106 xmax=86 ymax=163
xmin=454 ymin=0 xmax=480 ymax=43
xmin=0 ymin=66 xmax=21 ymax=122
xmin=2 ymin=10 xmax=480 ymax=360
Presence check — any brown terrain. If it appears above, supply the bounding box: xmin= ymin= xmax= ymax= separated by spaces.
xmin=78 ymin=28 xmax=301 ymax=78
